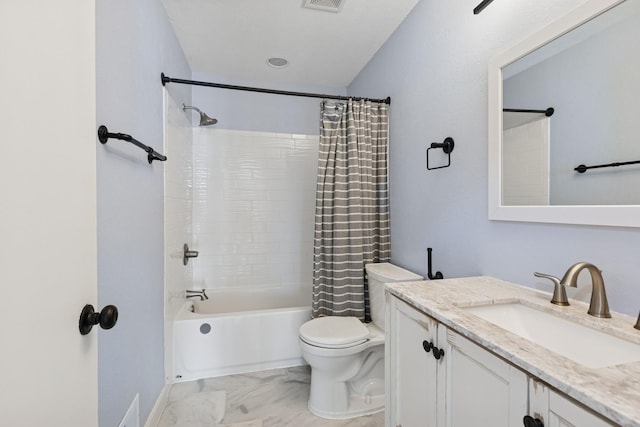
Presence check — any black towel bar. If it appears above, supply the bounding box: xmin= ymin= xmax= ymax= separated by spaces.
xmin=575 ymin=159 xmax=640 ymax=173
xmin=97 ymin=125 xmax=167 ymax=164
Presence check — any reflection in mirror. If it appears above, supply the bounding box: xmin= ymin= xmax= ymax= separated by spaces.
xmin=501 ymin=0 xmax=640 ymax=206
xmin=502 ymin=110 xmax=550 ymax=205
xmin=488 ymin=0 xmax=640 ymax=227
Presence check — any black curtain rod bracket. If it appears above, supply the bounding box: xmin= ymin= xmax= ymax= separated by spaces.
xmin=574 ymin=159 xmax=640 ymax=174
xmin=161 ymin=73 xmax=390 ymax=105
xmin=97 ymin=125 xmax=167 ymax=164
xmin=426 ymin=137 xmax=455 ymax=170
xmin=503 ymin=107 xmax=554 ymax=117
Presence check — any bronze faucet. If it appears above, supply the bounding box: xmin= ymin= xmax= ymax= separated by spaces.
xmin=560 ymin=262 xmax=611 ymax=318
xmin=535 ymin=262 xmax=611 ymax=318
xmin=534 ymin=272 xmax=572 ymax=306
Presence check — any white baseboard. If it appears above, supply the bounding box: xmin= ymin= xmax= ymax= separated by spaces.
xmin=144 ymin=384 xmax=171 ymax=427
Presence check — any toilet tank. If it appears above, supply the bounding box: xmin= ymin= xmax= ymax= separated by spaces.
xmin=365 ymin=263 xmax=423 ymax=329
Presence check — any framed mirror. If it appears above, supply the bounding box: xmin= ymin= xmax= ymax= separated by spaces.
xmin=488 ymin=0 xmax=640 ymax=227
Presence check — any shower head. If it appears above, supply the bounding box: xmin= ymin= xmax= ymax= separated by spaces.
xmin=183 ymin=104 xmax=218 ymax=126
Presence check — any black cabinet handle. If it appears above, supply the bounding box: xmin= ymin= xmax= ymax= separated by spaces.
xmin=432 ymin=346 xmax=444 ymax=360
xmin=422 ymin=340 xmax=445 ymax=360
xmin=79 ymin=304 xmax=119 ymax=335
xmin=523 ymin=415 xmax=544 ymax=427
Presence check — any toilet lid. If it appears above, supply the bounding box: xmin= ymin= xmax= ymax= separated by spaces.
xmin=299 ymin=317 xmax=370 ymax=348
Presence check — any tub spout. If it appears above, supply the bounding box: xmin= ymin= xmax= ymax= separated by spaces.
xmin=186 ymin=289 xmax=208 ymax=301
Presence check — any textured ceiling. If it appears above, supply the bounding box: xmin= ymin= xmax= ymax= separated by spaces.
xmin=160 ymin=0 xmax=421 ymax=88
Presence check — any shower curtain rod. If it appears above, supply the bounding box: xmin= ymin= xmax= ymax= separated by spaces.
xmin=161 ymin=73 xmax=391 ymax=105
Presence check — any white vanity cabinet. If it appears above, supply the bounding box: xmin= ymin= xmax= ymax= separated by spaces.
xmin=386 ymin=277 xmax=639 ymax=426
xmin=388 ymin=293 xmax=621 ymax=427
xmin=387 ymin=295 xmax=443 ymax=426
xmin=387 ymin=296 xmax=528 ymax=427
xmin=529 ymin=379 xmax=616 ymax=427
xmin=444 ymin=326 xmax=528 ymax=426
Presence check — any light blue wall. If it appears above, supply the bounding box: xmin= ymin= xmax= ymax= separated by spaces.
xmin=96 ymin=0 xmax=190 ymax=425
xmin=191 ymin=71 xmax=346 ymax=135
xmin=349 ymin=0 xmax=640 ymax=316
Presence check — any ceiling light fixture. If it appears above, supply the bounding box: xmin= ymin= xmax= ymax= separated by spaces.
xmin=473 ymin=0 xmax=495 ymax=14
xmin=267 ymin=57 xmax=289 ymax=69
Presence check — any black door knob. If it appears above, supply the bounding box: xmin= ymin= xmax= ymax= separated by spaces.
xmin=79 ymin=304 xmax=119 ymax=335
xmin=523 ymin=415 xmax=544 ymax=427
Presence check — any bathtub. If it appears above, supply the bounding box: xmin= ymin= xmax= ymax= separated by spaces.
xmin=173 ymin=286 xmax=312 ymax=382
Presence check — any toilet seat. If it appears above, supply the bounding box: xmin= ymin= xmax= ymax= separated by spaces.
xmin=299 ymin=317 xmax=370 ymax=349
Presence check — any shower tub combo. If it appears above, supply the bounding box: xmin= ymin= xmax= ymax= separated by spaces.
xmin=173 ymin=286 xmax=311 ymax=382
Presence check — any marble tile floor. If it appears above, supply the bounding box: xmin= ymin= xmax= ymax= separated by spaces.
xmin=157 ymin=365 xmax=384 ymax=427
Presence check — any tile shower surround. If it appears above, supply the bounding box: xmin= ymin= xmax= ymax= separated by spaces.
xmin=192 ymin=129 xmax=319 ymax=290
xmin=164 ymin=92 xmax=194 ymax=382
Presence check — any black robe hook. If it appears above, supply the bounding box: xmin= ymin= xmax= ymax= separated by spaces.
xmin=427 ymin=248 xmax=443 ymax=280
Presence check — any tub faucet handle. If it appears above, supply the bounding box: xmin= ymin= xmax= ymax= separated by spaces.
xmin=183 ymin=243 xmax=199 ymax=265
xmin=534 ymin=272 xmax=571 ymax=306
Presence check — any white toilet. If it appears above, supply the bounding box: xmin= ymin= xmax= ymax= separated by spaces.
xmin=299 ymin=262 xmax=423 ymax=419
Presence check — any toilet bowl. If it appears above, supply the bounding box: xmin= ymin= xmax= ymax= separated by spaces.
xmin=299 ymin=263 xmax=423 ymax=419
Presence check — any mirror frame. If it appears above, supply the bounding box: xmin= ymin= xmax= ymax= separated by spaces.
xmin=487 ymin=0 xmax=640 ymax=228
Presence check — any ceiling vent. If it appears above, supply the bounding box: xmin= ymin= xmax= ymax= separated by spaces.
xmin=303 ymin=0 xmax=346 ymax=13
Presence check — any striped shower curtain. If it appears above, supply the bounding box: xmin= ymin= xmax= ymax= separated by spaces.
xmin=312 ymin=99 xmax=391 ymax=320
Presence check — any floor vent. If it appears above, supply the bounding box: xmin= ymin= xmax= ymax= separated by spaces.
xmin=302 ymin=0 xmax=346 ymax=13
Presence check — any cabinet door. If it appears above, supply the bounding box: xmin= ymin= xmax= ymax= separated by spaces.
xmin=388 ymin=297 xmax=442 ymax=427
xmin=444 ymin=328 xmax=528 ymax=427
xmin=529 ymin=379 xmax=616 ymax=427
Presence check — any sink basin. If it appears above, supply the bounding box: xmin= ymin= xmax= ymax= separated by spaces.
xmin=464 ymin=302 xmax=640 ymax=369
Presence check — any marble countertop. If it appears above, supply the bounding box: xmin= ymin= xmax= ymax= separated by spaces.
xmin=386 ymin=276 xmax=640 ymax=426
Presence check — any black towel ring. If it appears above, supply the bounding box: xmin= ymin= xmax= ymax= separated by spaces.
xmin=427 ymin=137 xmax=455 ymax=170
